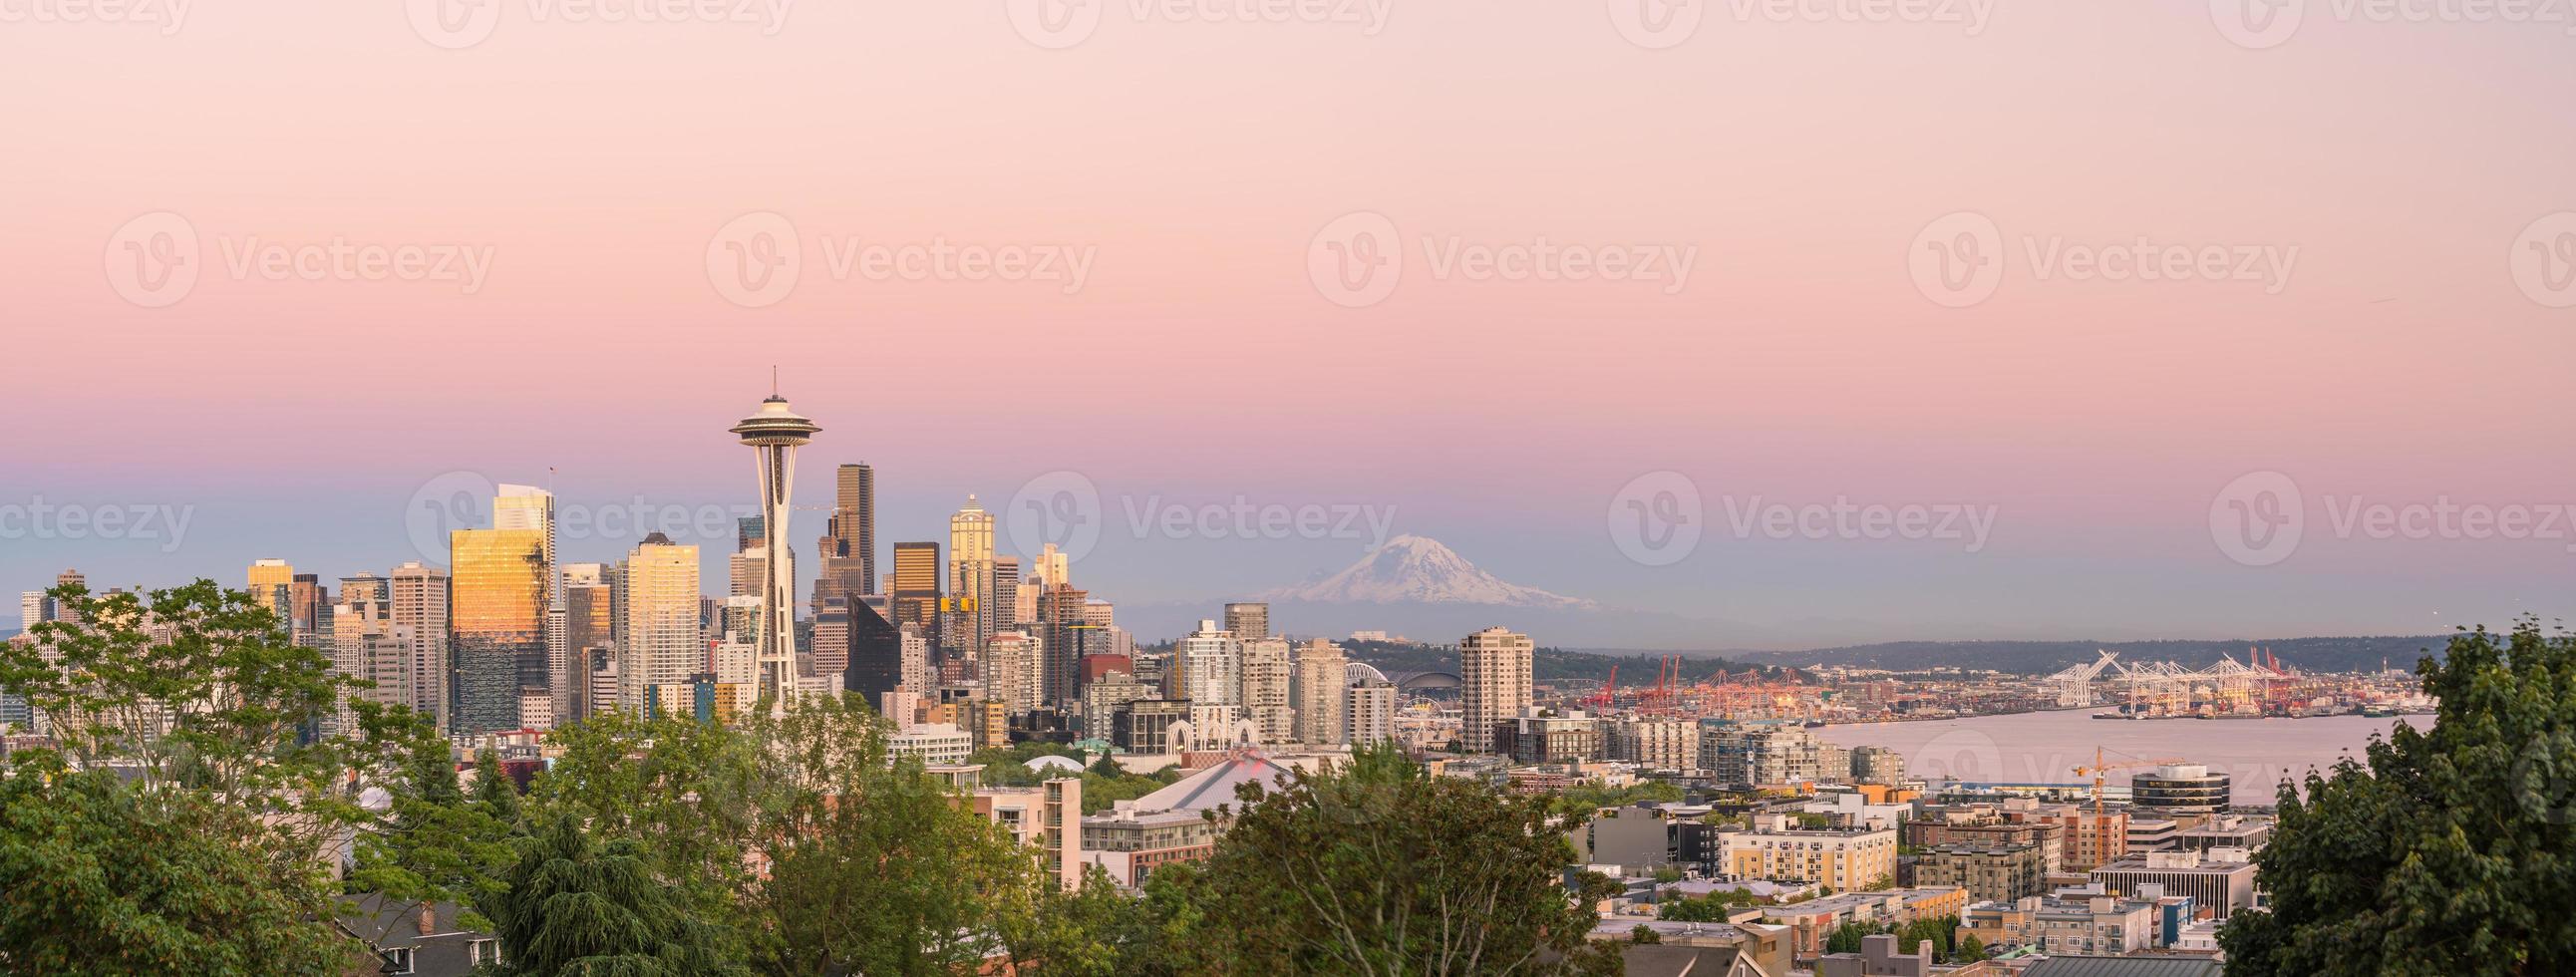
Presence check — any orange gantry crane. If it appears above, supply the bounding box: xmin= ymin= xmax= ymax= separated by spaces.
xmin=2072 ymin=747 xmax=2187 ymax=817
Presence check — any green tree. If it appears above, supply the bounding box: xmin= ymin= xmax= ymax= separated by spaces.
xmin=738 ymin=694 xmax=1030 ymax=976
xmin=1823 ymin=920 xmax=1885 ymax=954
xmin=995 ymin=865 xmax=1166 ymax=977
xmin=483 ymin=815 xmax=746 ymax=977
xmin=1169 ymin=742 xmax=1623 ymax=975
xmin=1954 ymin=931 xmax=1989 ymax=962
xmin=1657 ymin=886 xmax=1767 ymax=921
xmin=346 ymin=702 xmax=516 ymax=937
xmin=1630 ymin=924 xmax=1662 ymax=944
xmin=0 ymin=755 xmax=359 ymax=976
xmin=2220 ymin=621 xmax=2576 ymax=976
xmin=528 ymin=708 xmax=763 ymax=948
xmin=0 ymin=580 xmax=399 ymax=970
xmin=471 ymin=747 xmax=523 ymax=826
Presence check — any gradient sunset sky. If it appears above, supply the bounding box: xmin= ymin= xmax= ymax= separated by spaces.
xmin=6 ymin=2 xmax=2574 ymax=647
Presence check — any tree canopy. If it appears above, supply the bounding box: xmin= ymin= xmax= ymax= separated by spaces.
xmin=2219 ymin=620 xmax=2576 ymax=976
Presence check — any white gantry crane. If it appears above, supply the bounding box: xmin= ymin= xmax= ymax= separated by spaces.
xmin=2045 ymin=649 xmax=2120 ymax=707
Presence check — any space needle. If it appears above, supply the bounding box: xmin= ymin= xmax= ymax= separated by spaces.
xmin=731 ymin=378 xmax=820 ymax=716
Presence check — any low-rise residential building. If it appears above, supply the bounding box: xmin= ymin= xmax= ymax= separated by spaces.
xmin=1609 ymin=717 xmax=1696 ymax=772
xmin=1757 ymin=887 xmax=1968 ymax=960
xmin=1958 ymin=893 xmax=2156 ymax=956
xmin=1715 ymin=815 xmax=1897 ymax=890
xmin=887 ymin=723 xmax=974 ymax=767
xmin=1495 ymin=707 xmax=1603 ymax=765
xmin=1910 ymin=839 xmax=2049 ymax=903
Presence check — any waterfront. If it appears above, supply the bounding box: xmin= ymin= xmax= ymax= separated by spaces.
xmin=1818 ymin=710 xmax=2410 ymax=805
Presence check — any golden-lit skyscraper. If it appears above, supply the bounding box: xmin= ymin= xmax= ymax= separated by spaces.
xmin=815 ymin=463 xmax=875 ymax=608
xmin=616 ymin=533 xmax=700 ymax=715
xmin=492 ymin=485 xmax=561 ymax=699
xmin=247 ymin=558 xmax=293 ymax=610
xmin=450 ymin=528 xmax=547 ymax=734
xmin=891 ymin=541 xmax=941 ymax=637
xmin=949 ymin=495 xmax=994 ymax=656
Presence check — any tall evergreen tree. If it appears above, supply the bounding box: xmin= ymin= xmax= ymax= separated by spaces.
xmin=483 ymin=816 xmax=745 ymax=977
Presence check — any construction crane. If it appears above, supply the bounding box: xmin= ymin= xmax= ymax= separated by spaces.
xmin=2072 ymin=746 xmax=2187 ymax=817
xmin=1583 ymin=664 xmax=1618 ymax=710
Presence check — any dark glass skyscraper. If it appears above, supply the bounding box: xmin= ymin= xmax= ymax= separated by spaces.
xmin=843 ymin=594 xmax=904 ymax=710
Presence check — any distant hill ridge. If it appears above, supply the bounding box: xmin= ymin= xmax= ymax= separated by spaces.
xmin=1716 ymin=635 xmax=2450 ymax=675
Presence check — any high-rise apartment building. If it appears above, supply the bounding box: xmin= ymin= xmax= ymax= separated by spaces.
xmin=1290 ymin=638 xmax=1348 ymax=745
xmin=1240 ymin=636 xmax=1294 ymax=744
xmin=1458 ymin=626 xmax=1533 ymax=755
xmin=390 ymin=561 xmax=450 ymax=729
xmin=1172 ymin=620 xmax=1241 ymax=712
xmin=617 ymin=534 xmax=700 ymax=714
xmin=992 ymin=556 xmax=1022 ymax=627
xmin=51 ymin=569 xmax=86 ymax=625
xmin=1035 ymin=585 xmax=1090 ymax=706
xmin=1037 ymin=543 xmax=1069 ymax=589
xmin=339 ymin=572 xmax=388 ymax=605
xmin=1222 ymin=602 xmax=1269 ymax=642
xmin=330 ymin=594 xmax=409 ymax=734
xmin=450 ymin=528 xmax=547 ymax=734
xmin=1345 ymin=679 xmax=1397 ymax=747
xmin=19 ymin=591 xmax=46 ymax=632
xmin=984 ymin=629 xmax=1044 ymax=717
xmin=949 ymin=495 xmax=995 ymax=657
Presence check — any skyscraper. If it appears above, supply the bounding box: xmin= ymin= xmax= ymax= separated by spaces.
xmin=1036 ymin=584 xmax=1089 ymax=706
xmin=51 ymin=569 xmax=85 ymax=624
xmin=949 ymin=495 xmax=996 ymax=658
xmin=993 ymin=556 xmax=1023 ymax=627
xmin=562 ymin=562 xmax=613 ymax=724
xmin=450 ymin=528 xmax=547 ymax=734
xmin=247 ymin=558 xmax=293 ymax=612
xmin=390 ymin=561 xmax=450 ymax=729
xmin=1240 ymin=636 xmax=1294 ymax=744
xmin=843 ymin=594 xmax=904 ymax=709
xmin=731 ymin=392 xmax=820 ymax=714
xmin=891 ymin=541 xmax=941 ymax=638
xmin=1172 ymin=619 xmax=1241 ymax=711
xmin=1223 ymin=602 xmax=1270 ymax=642
xmin=815 ymin=463 xmax=876 ymax=606
xmin=617 ymin=533 xmax=700 ymax=714
xmin=1292 ymin=638 xmax=1348 ymax=745
xmin=1037 ymin=543 xmax=1070 ymax=590
xmin=339 ymin=572 xmax=389 ymax=604
xmin=1459 ymin=626 xmax=1534 ymax=755
xmin=494 ymin=485 xmax=562 ymax=704
xmin=19 ymin=591 xmax=46 ymax=632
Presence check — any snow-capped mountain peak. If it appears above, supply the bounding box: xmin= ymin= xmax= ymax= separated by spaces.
xmin=1260 ymin=535 xmax=1597 ymax=609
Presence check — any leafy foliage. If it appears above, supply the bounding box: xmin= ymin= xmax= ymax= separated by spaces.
xmin=484 ymin=816 xmax=746 ymax=977
xmin=2219 ymin=620 xmax=2576 ymax=976
xmin=1161 ymin=742 xmax=1623 ymax=975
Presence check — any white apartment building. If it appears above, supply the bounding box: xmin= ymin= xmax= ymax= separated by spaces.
xmin=1458 ymin=626 xmax=1533 ymax=755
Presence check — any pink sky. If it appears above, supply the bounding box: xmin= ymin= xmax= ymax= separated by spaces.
xmin=6 ymin=2 xmax=2575 ymax=644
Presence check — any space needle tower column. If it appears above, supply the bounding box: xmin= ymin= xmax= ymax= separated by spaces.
xmin=731 ymin=387 xmax=820 ymax=716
